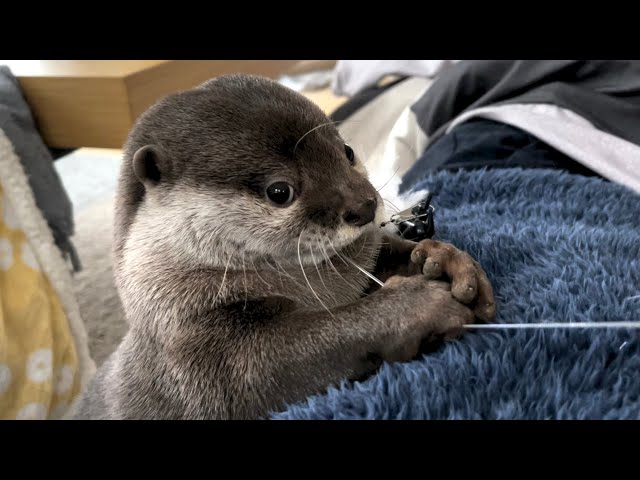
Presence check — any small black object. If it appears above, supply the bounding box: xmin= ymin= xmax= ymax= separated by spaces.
xmin=382 ymin=191 xmax=435 ymax=241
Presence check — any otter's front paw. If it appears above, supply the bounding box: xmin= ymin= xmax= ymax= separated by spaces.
xmin=410 ymin=239 xmax=496 ymax=322
xmin=377 ymin=277 xmax=475 ymax=363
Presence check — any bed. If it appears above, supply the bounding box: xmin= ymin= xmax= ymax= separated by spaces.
xmin=272 ymin=60 xmax=640 ymax=419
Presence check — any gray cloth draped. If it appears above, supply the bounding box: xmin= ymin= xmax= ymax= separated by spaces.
xmin=0 ymin=65 xmax=80 ymax=271
xmin=411 ymin=60 xmax=640 ymax=148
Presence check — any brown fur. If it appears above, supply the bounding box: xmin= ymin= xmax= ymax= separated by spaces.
xmin=73 ymin=74 xmax=494 ymax=420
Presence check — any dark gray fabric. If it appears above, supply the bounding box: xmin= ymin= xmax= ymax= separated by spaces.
xmin=0 ymin=65 xmax=80 ymax=270
xmin=411 ymin=60 xmax=640 ymax=148
xmin=399 ymin=118 xmax=599 ymax=193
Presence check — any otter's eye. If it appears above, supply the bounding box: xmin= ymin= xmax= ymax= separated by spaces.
xmin=266 ymin=182 xmax=295 ymax=206
xmin=344 ymin=144 xmax=355 ymax=165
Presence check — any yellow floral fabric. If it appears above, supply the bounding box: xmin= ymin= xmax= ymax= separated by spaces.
xmin=0 ymin=184 xmax=81 ymax=419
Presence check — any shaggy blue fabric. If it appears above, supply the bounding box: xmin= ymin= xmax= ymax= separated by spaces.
xmin=272 ymin=168 xmax=640 ymax=419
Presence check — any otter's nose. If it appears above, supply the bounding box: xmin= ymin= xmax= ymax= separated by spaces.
xmin=343 ymin=198 xmax=378 ymax=227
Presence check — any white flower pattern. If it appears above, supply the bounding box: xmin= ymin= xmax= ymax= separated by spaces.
xmin=16 ymin=402 xmax=47 ymax=420
xmin=0 ymin=185 xmax=79 ymax=421
xmin=26 ymin=349 xmax=53 ymax=383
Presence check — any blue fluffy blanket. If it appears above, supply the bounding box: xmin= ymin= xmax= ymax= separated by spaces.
xmin=273 ymin=167 xmax=640 ymax=419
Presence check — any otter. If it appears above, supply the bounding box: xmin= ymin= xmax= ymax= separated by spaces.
xmin=73 ymin=74 xmax=495 ymax=420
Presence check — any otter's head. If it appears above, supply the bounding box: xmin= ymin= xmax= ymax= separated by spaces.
xmin=116 ymin=74 xmax=385 ymax=269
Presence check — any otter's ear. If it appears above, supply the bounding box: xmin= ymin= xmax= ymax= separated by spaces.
xmin=132 ymin=145 xmax=165 ymax=187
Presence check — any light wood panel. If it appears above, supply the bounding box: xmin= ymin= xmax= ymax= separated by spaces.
xmin=302 ymin=87 xmax=348 ymax=115
xmin=1 ymin=60 xmax=168 ymax=78
xmin=125 ymin=60 xmax=302 ymax=121
xmin=16 ymin=76 xmax=131 ymax=149
xmin=2 ymin=60 xmax=314 ymax=149
xmin=71 ymin=85 xmax=348 ymax=160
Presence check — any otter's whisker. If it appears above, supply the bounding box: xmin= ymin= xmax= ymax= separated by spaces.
xmin=330 ymin=238 xmax=376 ymax=270
xmin=384 ymin=206 xmax=399 ymax=215
xmin=242 ymin=251 xmax=248 ymax=311
xmin=264 ymin=255 xmax=288 ymax=279
xmin=376 ymin=166 xmax=401 ymax=193
xmin=271 ymin=257 xmax=306 ymax=291
xmin=345 ymin=258 xmax=385 ymax=287
xmin=214 ymin=255 xmax=233 ymax=304
xmin=250 ymin=258 xmax=271 ymax=287
xmin=263 ymin=257 xmax=286 ymax=289
xmin=328 ymin=239 xmax=351 ymax=268
xmin=329 ymin=238 xmax=383 ymax=287
xmin=382 ymin=198 xmax=401 ymax=213
xmin=294 ymin=121 xmax=342 ymax=156
xmin=351 ymin=234 xmax=370 ymax=260
xmin=298 ymin=231 xmax=334 ymax=317
xmin=309 ymin=243 xmax=330 ymax=293
xmin=317 ymin=238 xmax=363 ymax=295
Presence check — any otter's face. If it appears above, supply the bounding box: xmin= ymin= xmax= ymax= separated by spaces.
xmin=125 ymin=75 xmax=385 ymax=267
